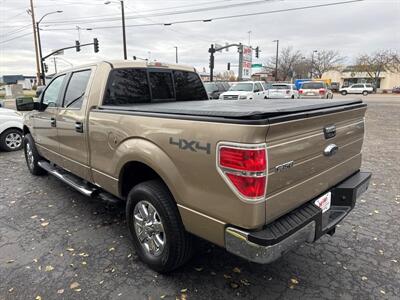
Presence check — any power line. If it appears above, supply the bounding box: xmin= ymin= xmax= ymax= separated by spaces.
xmin=0 ymin=24 xmax=31 ymax=39
xmin=41 ymin=0 xmax=365 ymax=31
xmin=42 ymin=0 xmax=278 ymax=25
xmin=0 ymin=31 xmax=32 ymax=45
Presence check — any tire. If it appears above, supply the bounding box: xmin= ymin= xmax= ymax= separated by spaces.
xmin=126 ymin=180 xmax=193 ymax=273
xmin=341 ymin=91 xmax=347 ymax=95
xmin=291 ymin=95 xmax=295 ymax=99
xmin=0 ymin=128 xmax=23 ymax=152
xmin=23 ymin=133 xmax=47 ymax=175
xmin=362 ymin=91 xmax=368 ymax=96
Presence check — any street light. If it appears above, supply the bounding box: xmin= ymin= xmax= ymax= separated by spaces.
xmin=272 ymin=39 xmax=279 ymax=81
xmin=174 ymin=46 xmax=178 ymax=64
xmin=310 ymin=50 xmax=318 ymax=78
xmin=105 ymin=0 xmax=127 ymax=60
xmin=36 ymin=10 xmax=63 ymax=85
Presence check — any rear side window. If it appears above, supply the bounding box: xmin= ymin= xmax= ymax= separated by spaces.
xmin=173 ymin=70 xmax=208 ymax=101
xmin=149 ymin=71 xmax=174 ymax=101
xmin=103 ymin=69 xmax=150 ymax=105
xmin=63 ymin=70 xmax=91 ymax=108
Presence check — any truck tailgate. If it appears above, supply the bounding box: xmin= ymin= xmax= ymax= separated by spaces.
xmin=265 ymin=105 xmax=366 ymax=223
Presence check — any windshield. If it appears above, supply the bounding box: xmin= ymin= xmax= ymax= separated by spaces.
xmin=271 ymin=84 xmax=290 ymax=90
xmin=229 ymin=83 xmax=253 ymax=91
xmin=204 ymin=83 xmax=217 ymax=93
xmin=301 ymin=82 xmax=324 ymax=89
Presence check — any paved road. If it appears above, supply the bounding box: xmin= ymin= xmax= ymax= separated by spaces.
xmin=1 ymin=97 xmax=399 ymax=300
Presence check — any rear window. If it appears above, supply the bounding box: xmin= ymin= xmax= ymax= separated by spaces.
xmin=271 ymin=84 xmax=290 ymax=90
xmin=301 ymin=82 xmax=324 ymax=89
xmin=103 ymin=68 xmax=207 ymax=106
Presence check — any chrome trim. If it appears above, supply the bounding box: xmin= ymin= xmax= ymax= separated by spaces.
xmin=225 ymin=221 xmax=315 ymax=264
xmin=38 ymin=160 xmax=96 ymax=197
xmin=216 ymin=142 xmax=268 ymax=204
xmin=323 ymin=144 xmax=339 ymax=157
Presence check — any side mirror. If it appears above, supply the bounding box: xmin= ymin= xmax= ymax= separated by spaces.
xmin=16 ymin=96 xmax=35 ymax=111
xmin=254 ymin=89 xmax=260 ymax=93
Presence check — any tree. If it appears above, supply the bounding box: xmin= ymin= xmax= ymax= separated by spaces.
xmin=265 ymin=46 xmax=304 ymax=81
xmin=216 ymin=70 xmax=236 ymax=81
xmin=354 ymin=50 xmax=400 ymax=89
xmin=312 ymin=50 xmax=345 ymax=78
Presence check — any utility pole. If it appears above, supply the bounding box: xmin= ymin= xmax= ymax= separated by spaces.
xmin=121 ymin=0 xmax=127 ymax=60
xmin=36 ymin=22 xmax=45 ymax=85
xmin=174 ymin=46 xmax=178 ymax=64
xmin=29 ymin=0 xmax=41 ymax=86
xmin=273 ymin=39 xmax=279 ymax=81
xmin=208 ymin=44 xmax=215 ymax=82
xmin=310 ymin=50 xmax=318 ymax=79
xmin=238 ymin=44 xmax=243 ymax=81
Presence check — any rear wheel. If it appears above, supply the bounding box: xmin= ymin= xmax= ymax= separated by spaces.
xmin=341 ymin=90 xmax=347 ymax=95
xmin=0 ymin=128 xmax=23 ymax=151
xmin=362 ymin=91 xmax=368 ymax=96
xmin=23 ymin=133 xmax=47 ymax=175
xmin=126 ymin=180 xmax=193 ymax=273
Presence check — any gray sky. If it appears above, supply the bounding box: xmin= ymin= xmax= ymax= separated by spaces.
xmin=0 ymin=0 xmax=399 ymax=76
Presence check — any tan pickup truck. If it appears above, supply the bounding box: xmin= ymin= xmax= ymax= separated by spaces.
xmin=18 ymin=61 xmax=371 ymax=272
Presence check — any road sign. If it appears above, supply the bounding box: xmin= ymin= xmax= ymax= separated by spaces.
xmin=242 ymin=45 xmax=252 ymax=79
xmin=252 ymin=63 xmax=262 ymax=68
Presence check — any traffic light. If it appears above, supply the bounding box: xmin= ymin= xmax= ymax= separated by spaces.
xmin=227 ymin=62 xmax=230 ymax=70
xmin=75 ymin=40 xmax=80 ymax=52
xmin=93 ymin=38 xmax=99 ymax=53
xmin=255 ymin=46 xmax=260 ymax=58
xmin=44 ymin=63 xmax=48 ymax=73
xmin=133 ymin=56 xmax=136 ymax=60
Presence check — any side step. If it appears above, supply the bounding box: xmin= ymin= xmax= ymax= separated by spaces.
xmin=38 ymin=161 xmax=97 ymax=197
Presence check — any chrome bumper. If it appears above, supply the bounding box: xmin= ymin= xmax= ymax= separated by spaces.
xmin=225 ymin=222 xmax=315 ymax=264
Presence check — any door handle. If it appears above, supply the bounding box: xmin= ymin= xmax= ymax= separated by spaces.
xmin=75 ymin=122 xmax=83 ymax=133
xmin=50 ymin=117 xmax=56 ymax=127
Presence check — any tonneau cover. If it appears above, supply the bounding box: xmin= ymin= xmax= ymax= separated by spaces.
xmin=100 ymin=99 xmax=363 ymax=119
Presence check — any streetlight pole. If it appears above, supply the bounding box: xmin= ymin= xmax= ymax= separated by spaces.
xmin=36 ymin=10 xmax=63 ymax=85
xmin=105 ymin=1 xmax=127 ymax=60
xmin=311 ymin=50 xmax=317 ymax=78
xmin=28 ymin=0 xmax=41 ymax=86
xmin=174 ymin=46 xmax=178 ymax=63
xmin=273 ymin=40 xmax=279 ymax=81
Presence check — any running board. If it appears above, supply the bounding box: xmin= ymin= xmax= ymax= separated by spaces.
xmin=38 ymin=160 xmax=97 ymax=197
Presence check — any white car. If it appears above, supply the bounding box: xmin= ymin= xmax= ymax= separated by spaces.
xmin=219 ymin=81 xmax=267 ymax=100
xmin=339 ymin=83 xmax=374 ymax=96
xmin=268 ymin=83 xmax=299 ymax=99
xmin=0 ymin=108 xmax=24 ymax=151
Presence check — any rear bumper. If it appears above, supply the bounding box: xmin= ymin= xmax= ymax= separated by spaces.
xmin=224 ymin=171 xmax=371 ymax=264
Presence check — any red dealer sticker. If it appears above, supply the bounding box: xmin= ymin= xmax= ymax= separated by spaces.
xmin=314 ymin=192 xmax=331 ymax=213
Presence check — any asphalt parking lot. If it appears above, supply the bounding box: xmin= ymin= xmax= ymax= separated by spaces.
xmin=1 ymin=95 xmax=399 ymax=300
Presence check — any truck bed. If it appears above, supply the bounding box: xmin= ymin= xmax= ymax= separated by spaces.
xmin=99 ymin=99 xmax=364 ymax=122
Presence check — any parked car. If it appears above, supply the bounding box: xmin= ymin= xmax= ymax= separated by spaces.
xmin=330 ymin=82 xmax=340 ymax=93
xmin=339 ymin=83 xmax=374 ymax=96
xmin=268 ymin=83 xmax=298 ymax=99
xmin=262 ymin=82 xmax=273 ymax=98
xmin=392 ymin=86 xmax=400 ymax=94
xmin=0 ymin=107 xmax=23 ymax=151
xmin=219 ymin=81 xmax=267 ymax=100
xmin=298 ymin=81 xmax=333 ymax=99
xmin=18 ymin=61 xmax=371 ymax=273
xmin=204 ymin=82 xmax=229 ymax=99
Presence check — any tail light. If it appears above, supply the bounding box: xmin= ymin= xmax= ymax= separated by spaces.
xmin=299 ymin=89 xmax=304 ymax=94
xmin=217 ymin=143 xmax=267 ymax=202
xmin=319 ymin=88 xmax=325 ymax=95
xmin=286 ymin=90 xmax=290 ymax=94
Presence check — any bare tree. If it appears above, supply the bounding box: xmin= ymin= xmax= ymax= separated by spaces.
xmin=266 ymin=47 xmax=304 ymax=81
xmin=312 ymin=50 xmax=345 ymax=78
xmin=354 ymin=50 xmax=400 ymax=88
xmin=216 ymin=70 xmax=236 ymax=81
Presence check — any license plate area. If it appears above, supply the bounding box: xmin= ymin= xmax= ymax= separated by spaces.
xmin=314 ymin=192 xmax=331 ymax=213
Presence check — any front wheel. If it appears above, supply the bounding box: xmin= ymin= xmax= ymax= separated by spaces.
xmin=362 ymin=91 xmax=368 ymax=96
xmin=126 ymin=180 xmax=193 ymax=273
xmin=23 ymin=133 xmax=47 ymax=175
xmin=0 ymin=128 xmax=23 ymax=151
xmin=341 ymin=91 xmax=347 ymax=95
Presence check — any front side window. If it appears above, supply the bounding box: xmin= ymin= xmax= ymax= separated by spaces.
xmin=42 ymin=75 xmax=65 ymax=107
xmin=173 ymin=71 xmax=208 ymax=101
xmin=254 ymin=83 xmax=263 ymax=92
xmin=103 ymin=69 xmax=150 ymax=105
xmin=63 ymin=70 xmax=92 ymax=109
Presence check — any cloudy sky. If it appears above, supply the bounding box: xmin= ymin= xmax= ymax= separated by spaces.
xmin=0 ymin=0 xmax=399 ymax=76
